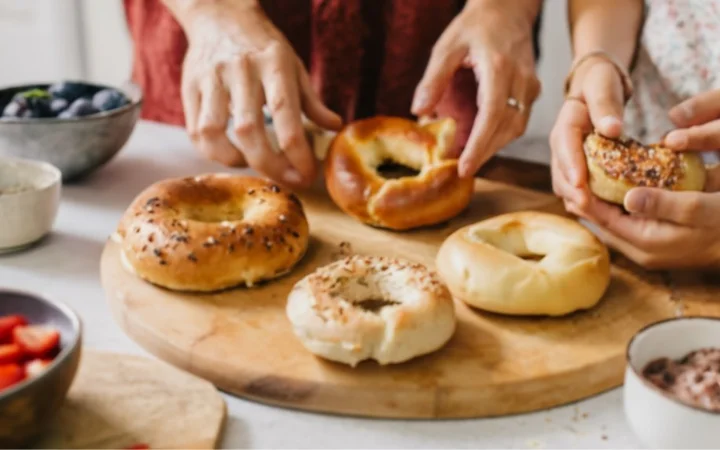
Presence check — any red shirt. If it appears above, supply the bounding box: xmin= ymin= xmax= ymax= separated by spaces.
xmin=123 ymin=0 xmax=541 ymax=148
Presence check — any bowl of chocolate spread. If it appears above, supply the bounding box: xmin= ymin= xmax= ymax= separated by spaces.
xmin=625 ymin=318 xmax=720 ymax=449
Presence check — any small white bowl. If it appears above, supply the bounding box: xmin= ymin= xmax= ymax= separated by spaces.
xmin=625 ymin=317 xmax=720 ymax=449
xmin=0 ymin=157 xmax=61 ymax=253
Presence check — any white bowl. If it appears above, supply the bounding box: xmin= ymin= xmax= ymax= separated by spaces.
xmin=625 ymin=317 xmax=720 ymax=449
xmin=0 ymin=157 xmax=61 ymax=253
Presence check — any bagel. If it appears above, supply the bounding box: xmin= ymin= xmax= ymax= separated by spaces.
xmin=584 ymin=132 xmax=706 ymax=205
xmin=286 ymin=255 xmax=456 ymax=366
xmin=324 ymin=116 xmax=474 ymax=230
xmin=116 ymin=174 xmax=309 ymax=292
xmin=435 ymin=211 xmax=610 ymax=317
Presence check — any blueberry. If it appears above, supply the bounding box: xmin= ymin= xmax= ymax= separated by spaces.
xmin=59 ymin=97 xmax=99 ymax=118
xmin=92 ymin=89 xmax=129 ymax=111
xmin=49 ymin=98 xmax=69 ymax=116
xmin=48 ymin=82 xmax=92 ymax=103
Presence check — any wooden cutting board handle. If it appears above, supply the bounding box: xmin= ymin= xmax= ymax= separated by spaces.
xmin=33 ymin=350 xmax=226 ymax=450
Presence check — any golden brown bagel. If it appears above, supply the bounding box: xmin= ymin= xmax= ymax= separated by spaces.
xmin=116 ymin=174 xmax=309 ymax=292
xmin=286 ymin=255 xmax=456 ymax=367
xmin=584 ymin=132 xmax=706 ymax=205
xmin=436 ymin=211 xmax=610 ymax=317
xmin=324 ymin=116 xmax=474 ymax=230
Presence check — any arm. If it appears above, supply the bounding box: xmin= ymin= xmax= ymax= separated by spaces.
xmin=569 ymin=0 xmax=643 ymax=70
xmin=550 ymin=0 xmax=643 ymax=201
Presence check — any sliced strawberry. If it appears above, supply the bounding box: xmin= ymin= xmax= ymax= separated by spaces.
xmin=13 ymin=325 xmax=60 ymax=358
xmin=125 ymin=444 xmax=150 ymax=449
xmin=0 ymin=363 xmax=25 ymax=391
xmin=0 ymin=315 xmax=28 ymax=343
xmin=0 ymin=344 xmax=24 ymax=364
xmin=25 ymin=358 xmax=53 ymax=378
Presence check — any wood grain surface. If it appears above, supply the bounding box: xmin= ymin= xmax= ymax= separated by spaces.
xmin=34 ymin=350 xmax=226 ymax=449
xmin=100 ymin=165 xmax=720 ymax=419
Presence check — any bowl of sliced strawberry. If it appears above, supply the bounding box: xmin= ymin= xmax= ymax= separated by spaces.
xmin=0 ymin=289 xmax=81 ymax=448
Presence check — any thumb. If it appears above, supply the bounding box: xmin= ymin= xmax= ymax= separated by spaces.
xmin=412 ymin=44 xmax=465 ymax=116
xmin=624 ymin=187 xmax=720 ymax=227
xmin=582 ymin=64 xmax=625 ymax=138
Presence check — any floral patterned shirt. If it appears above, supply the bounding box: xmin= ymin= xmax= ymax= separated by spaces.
xmin=626 ymin=0 xmax=720 ymax=163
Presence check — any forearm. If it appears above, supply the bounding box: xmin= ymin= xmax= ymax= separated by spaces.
xmin=569 ymin=0 xmax=643 ymax=68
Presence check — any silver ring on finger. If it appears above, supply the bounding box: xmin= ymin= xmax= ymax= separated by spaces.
xmin=506 ymin=97 xmax=525 ymax=113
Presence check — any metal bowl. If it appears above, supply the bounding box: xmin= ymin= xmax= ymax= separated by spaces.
xmin=0 ymin=289 xmax=82 ymax=448
xmin=0 ymin=81 xmax=142 ymax=181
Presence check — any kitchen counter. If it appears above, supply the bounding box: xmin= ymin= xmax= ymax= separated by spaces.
xmin=0 ymin=121 xmax=640 ymax=449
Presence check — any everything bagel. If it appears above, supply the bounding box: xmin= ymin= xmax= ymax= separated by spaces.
xmin=324 ymin=116 xmax=474 ymax=230
xmin=116 ymin=174 xmax=309 ymax=292
xmin=584 ymin=132 xmax=706 ymax=205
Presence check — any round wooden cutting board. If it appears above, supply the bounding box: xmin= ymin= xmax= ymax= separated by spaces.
xmin=101 ymin=180 xmax=720 ymax=419
xmin=34 ymin=350 xmax=226 ymax=449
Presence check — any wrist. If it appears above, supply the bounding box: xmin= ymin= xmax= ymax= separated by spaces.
xmin=565 ymin=51 xmax=633 ymax=100
xmin=464 ymin=0 xmax=542 ymax=26
xmin=163 ymin=0 xmax=261 ymax=32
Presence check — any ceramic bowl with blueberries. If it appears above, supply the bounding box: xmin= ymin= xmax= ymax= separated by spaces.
xmin=0 ymin=81 xmax=142 ymax=181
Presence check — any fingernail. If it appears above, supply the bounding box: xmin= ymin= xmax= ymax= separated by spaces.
xmin=569 ymin=168 xmax=581 ymax=187
xmin=624 ymin=190 xmax=647 ymax=213
xmin=283 ymin=169 xmax=304 ymax=185
xmin=598 ymin=116 xmax=622 ymax=134
xmin=412 ymin=90 xmax=428 ymax=113
xmin=665 ymin=131 xmax=688 ymax=149
xmin=669 ymin=103 xmax=693 ymax=124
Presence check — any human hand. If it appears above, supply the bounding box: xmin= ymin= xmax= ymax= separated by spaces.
xmin=564 ymin=164 xmax=720 ymax=269
xmin=411 ymin=0 xmax=542 ymax=177
xmin=176 ymin=0 xmax=342 ymax=187
xmin=550 ymin=56 xmax=627 ymax=212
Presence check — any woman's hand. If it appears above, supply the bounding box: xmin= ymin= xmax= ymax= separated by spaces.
xmin=412 ymin=0 xmax=542 ymax=177
xmin=549 ymin=57 xmax=626 ymax=212
xmin=562 ymin=91 xmax=720 ymax=270
xmin=166 ymin=0 xmax=342 ymax=187
xmin=565 ymin=166 xmax=720 ymax=270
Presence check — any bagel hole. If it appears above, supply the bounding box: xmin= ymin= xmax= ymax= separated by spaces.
xmin=518 ymin=253 xmax=545 ymax=263
xmin=376 ymin=161 xmax=420 ymax=179
xmin=353 ymin=298 xmax=401 ymax=313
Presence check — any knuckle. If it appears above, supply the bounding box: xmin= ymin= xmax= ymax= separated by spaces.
xmin=682 ymin=194 xmax=703 ymax=221
xmin=490 ymin=53 xmax=512 ymax=72
xmin=279 ymin=129 xmax=306 ymax=151
xmin=267 ymin=94 xmax=287 ymax=114
xmin=231 ymin=53 xmax=252 ymax=71
xmin=233 ymin=114 xmax=258 ymax=138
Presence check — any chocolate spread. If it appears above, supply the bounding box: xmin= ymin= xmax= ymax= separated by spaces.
xmin=642 ymin=348 xmax=720 ymax=412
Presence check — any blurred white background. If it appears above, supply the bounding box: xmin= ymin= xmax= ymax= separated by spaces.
xmin=0 ymin=0 xmax=571 ymax=143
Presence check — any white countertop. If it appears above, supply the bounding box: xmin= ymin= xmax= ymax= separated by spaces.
xmin=0 ymin=121 xmax=640 ymax=449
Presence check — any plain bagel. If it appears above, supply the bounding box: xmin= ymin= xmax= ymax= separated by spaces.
xmin=324 ymin=116 xmax=474 ymax=230
xmin=584 ymin=132 xmax=706 ymax=205
xmin=117 ymin=174 xmax=309 ymax=292
xmin=286 ymin=255 xmax=456 ymax=366
xmin=436 ymin=211 xmax=611 ymax=317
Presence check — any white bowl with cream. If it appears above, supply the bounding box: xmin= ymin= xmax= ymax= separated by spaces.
xmin=624 ymin=317 xmax=720 ymax=449
xmin=0 ymin=157 xmax=61 ymax=253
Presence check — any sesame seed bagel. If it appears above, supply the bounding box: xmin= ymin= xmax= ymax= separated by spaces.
xmin=287 ymin=256 xmax=456 ymax=367
xmin=116 ymin=174 xmax=309 ymax=292
xmin=584 ymin=132 xmax=707 ymax=205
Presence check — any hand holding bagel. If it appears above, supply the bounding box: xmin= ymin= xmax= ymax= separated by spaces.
xmin=565 ymin=91 xmax=720 ymax=270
